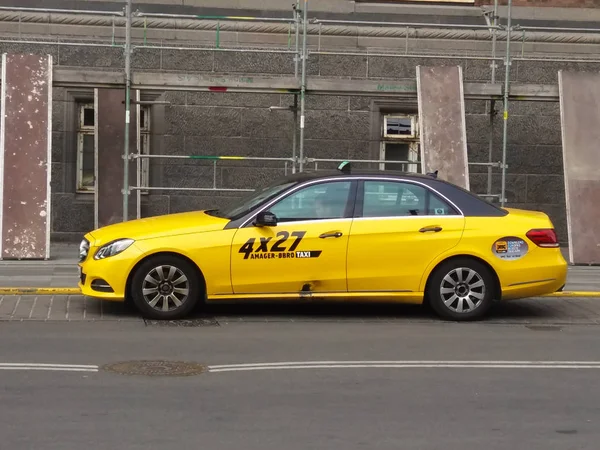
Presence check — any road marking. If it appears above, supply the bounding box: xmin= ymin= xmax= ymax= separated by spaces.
xmin=0 ymin=363 xmax=98 ymax=373
xmin=207 ymin=360 xmax=600 ymax=372
xmin=28 ymin=296 xmax=37 ymax=319
xmin=10 ymin=295 xmax=20 ymax=318
xmin=5 ymin=360 xmax=600 ymax=375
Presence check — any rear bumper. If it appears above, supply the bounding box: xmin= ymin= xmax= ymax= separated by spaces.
xmin=500 ymin=251 xmax=568 ymax=300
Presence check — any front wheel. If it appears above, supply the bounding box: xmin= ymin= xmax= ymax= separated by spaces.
xmin=426 ymin=258 xmax=496 ymax=321
xmin=130 ymin=255 xmax=202 ymax=320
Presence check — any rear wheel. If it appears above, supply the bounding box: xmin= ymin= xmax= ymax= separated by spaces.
xmin=426 ymin=258 xmax=496 ymax=321
xmin=130 ymin=255 xmax=202 ymax=320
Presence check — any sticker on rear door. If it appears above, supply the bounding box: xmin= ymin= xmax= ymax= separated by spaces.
xmin=492 ymin=236 xmax=528 ymax=260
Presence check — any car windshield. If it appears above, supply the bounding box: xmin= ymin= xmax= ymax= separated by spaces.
xmin=206 ymin=181 xmax=297 ymax=221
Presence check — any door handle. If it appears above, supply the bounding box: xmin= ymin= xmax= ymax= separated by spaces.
xmin=419 ymin=226 xmax=442 ymax=233
xmin=319 ymin=231 xmax=343 ymax=239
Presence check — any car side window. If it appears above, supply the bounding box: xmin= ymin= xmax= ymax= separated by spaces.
xmin=269 ymin=181 xmax=352 ymax=222
xmin=362 ymin=180 xmax=458 ymax=217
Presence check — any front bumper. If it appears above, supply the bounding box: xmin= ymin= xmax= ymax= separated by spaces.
xmin=78 ymin=240 xmax=144 ymax=301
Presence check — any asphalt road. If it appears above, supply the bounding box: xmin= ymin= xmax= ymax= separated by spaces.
xmin=2 ymin=320 xmax=600 ymax=450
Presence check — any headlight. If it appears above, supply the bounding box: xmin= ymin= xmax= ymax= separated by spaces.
xmin=79 ymin=238 xmax=89 ymax=262
xmin=94 ymin=239 xmax=135 ymax=260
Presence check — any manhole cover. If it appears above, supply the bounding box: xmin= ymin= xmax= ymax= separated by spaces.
xmin=144 ymin=317 xmax=219 ymax=327
xmin=102 ymin=360 xmax=207 ymax=377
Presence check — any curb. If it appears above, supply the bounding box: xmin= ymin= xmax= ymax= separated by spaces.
xmin=0 ymin=288 xmax=600 ymax=298
xmin=0 ymin=288 xmax=81 ymax=295
xmin=542 ymin=291 xmax=600 ymax=297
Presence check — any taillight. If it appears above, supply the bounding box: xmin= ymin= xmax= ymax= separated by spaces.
xmin=526 ymin=228 xmax=559 ymax=248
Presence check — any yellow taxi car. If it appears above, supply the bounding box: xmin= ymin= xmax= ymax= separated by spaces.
xmin=78 ymin=165 xmax=567 ymax=321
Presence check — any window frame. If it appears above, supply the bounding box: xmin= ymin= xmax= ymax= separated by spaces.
xmin=138 ymin=104 xmax=151 ymax=191
xmin=380 ymin=113 xmax=420 ymax=173
xmin=379 ymin=141 xmax=420 ymax=173
xmin=354 ymin=178 xmax=462 ymax=219
xmin=383 ymin=114 xmax=418 ymax=139
xmin=267 ymin=179 xmax=356 ymax=223
xmin=75 ymin=102 xmax=96 ymax=193
xmin=240 ymin=179 xmax=359 ymax=227
xmin=75 ymin=102 xmax=151 ymax=193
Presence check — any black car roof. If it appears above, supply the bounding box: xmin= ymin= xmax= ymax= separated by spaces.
xmin=282 ymin=169 xmax=437 ymax=183
xmin=222 ymin=167 xmax=507 ymax=228
xmin=279 ymin=169 xmax=508 ymax=218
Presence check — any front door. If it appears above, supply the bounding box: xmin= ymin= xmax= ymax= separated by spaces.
xmin=347 ymin=179 xmax=465 ymax=293
xmin=231 ymin=180 xmax=356 ymax=295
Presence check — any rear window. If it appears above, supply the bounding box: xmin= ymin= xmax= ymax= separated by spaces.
xmin=428 ymin=179 xmax=508 ymax=217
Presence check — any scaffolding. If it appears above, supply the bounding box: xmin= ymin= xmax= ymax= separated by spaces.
xmin=0 ymin=0 xmax=598 ymax=219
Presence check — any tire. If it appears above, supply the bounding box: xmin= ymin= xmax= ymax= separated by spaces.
xmin=130 ymin=255 xmax=203 ymax=320
xmin=426 ymin=258 xmax=496 ymax=321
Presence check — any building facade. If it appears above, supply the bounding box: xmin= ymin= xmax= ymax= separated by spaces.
xmin=1 ymin=0 xmax=599 ymax=244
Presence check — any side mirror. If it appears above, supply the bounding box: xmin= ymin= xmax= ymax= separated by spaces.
xmin=254 ymin=211 xmax=278 ymax=227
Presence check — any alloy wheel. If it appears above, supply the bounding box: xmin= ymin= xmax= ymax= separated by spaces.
xmin=439 ymin=267 xmax=486 ymax=314
xmin=141 ymin=265 xmax=190 ymax=312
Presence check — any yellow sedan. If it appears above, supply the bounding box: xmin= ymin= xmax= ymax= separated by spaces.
xmin=78 ymin=168 xmax=567 ymax=321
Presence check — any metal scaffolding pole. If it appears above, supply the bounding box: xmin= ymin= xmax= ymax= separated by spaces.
xmin=501 ymin=0 xmax=513 ymax=207
xmin=298 ymin=0 xmax=308 ymax=172
xmin=292 ymin=1 xmax=300 ymax=174
xmin=487 ymin=0 xmax=499 ymax=197
xmin=311 ymin=18 xmax=500 ymax=30
xmin=137 ymin=12 xmax=294 ymax=23
xmin=0 ymin=6 xmax=123 ymax=15
xmin=122 ymin=0 xmax=132 ymax=221
xmin=136 ymin=89 xmax=142 ymax=220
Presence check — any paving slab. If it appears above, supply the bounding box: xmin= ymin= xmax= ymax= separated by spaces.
xmin=1 ymin=294 xmax=600 ymax=325
xmin=0 ymin=295 xmax=139 ymax=322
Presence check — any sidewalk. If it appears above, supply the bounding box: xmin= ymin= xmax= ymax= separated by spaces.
xmin=0 ymin=243 xmax=598 ymax=291
xmin=0 ymin=244 xmax=79 ymax=288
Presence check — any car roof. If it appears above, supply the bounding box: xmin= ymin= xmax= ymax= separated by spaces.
xmin=274 ymin=168 xmax=508 ymax=218
xmin=282 ymin=169 xmax=437 ymax=183
xmin=223 ymin=167 xmax=508 ymax=229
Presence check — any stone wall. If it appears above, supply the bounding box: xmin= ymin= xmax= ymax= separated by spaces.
xmin=0 ymin=33 xmax=581 ymax=243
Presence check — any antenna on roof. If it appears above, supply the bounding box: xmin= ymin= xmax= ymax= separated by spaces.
xmin=426 ymin=170 xmax=438 ymax=179
xmin=338 ymin=161 xmax=351 ymax=174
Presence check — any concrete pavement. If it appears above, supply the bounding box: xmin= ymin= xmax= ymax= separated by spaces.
xmin=2 ymin=294 xmax=600 ymax=325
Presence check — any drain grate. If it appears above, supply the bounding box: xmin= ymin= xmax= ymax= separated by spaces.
xmin=102 ymin=360 xmax=207 ymax=377
xmin=525 ymin=325 xmax=563 ymax=331
xmin=143 ymin=317 xmax=219 ymax=327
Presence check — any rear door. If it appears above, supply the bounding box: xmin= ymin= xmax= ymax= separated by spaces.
xmin=346 ymin=179 xmax=465 ymax=293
